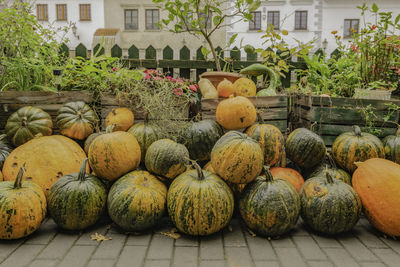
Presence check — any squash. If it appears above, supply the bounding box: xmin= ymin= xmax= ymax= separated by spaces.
xmin=167 ymin=162 xmax=234 ymax=236
xmin=56 ymin=101 xmax=98 ymax=140
xmin=88 ymin=126 xmax=141 ymax=181
xmin=211 ymin=131 xmax=264 ymax=184
xmin=128 ymin=122 xmax=164 ymax=162
xmin=0 ymin=134 xmax=12 ymax=169
xmin=0 ymin=166 xmax=46 ymax=239
xmin=84 ymin=132 xmax=103 ymax=155
xmin=306 ymin=154 xmax=351 ymax=185
xmin=203 ymin=161 xmax=215 ymax=172
xmin=108 ymin=170 xmax=167 ymax=231
xmin=239 ymin=167 xmax=300 ymax=237
xmin=105 ymin=107 xmax=134 ymax=132
xmin=5 ymin=106 xmax=52 ymax=147
xmin=240 ymin=64 xmax=278 ymax=96
xmin=47 ymin=159 xmax=107 ymax=230
xmin=3 ymin=135 xmax=87 ymax=195
xmin=216 ymin=95 xmax=257 ymax=130
xmin=217 ymin=78 xmax=235 ymax=98
xmin=352 ymin=158 xmax=400 ymax=237
xmin=198 ymin=78 xmax=218 ymax=99
xmin=232 ymin=77 xmax=257 ymax=97
xmin=332 ymin=125 xmax=384 ymax=173
xmin=179 ymin=120 xmax=224 ymax=161
xmin=382 ymin=127 xmax=400 ymax=164
xmin=301 ymin=170 xmax=362 ymax=235
xmin=145 ymin=139 xmax=189 ymax=179
xmin=270 ymin=167 xmax=304 ymax=193
xmin=0 ymin=170 xmax=3 ymax=181
xmin=286 ymin=128 xmax=326 ymax=169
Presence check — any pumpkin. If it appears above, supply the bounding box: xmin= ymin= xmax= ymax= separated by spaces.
xmin=382 ymin=127 xmax=400 ymax=164
xmin=0 ymin=171 xmax=3 ymax=181
xmin=179 ymin=120 xmax=224 ymax=161
xmin=5 ymin=106 xmax=53 ymax=147
xmin=56 ymin=101 xmax=98 ymax=140
xmin=217 ymin=78 xmax=235 ymax=98
xmin=128 ymin=122 xmax=164 ymax=162
xmin=203 ymin=161 xmax=215 ymax=172
xmin=0 ymin=134 xmax=12 ymax=169
xmin=167 ymin=162 xmax=234 ymax=236
xmin=352 ymin=158 xmax=400 ymax=237
xmin=211 ymin=131 xmax=264 ymax=184
xmin=47 ymin=159 xmax=107 ymax=230
xmin=306 ymin=154 xmax=351 ymax=185
xmin=145 ymin=139 xmax=189 ymax=179
xmin=286 ymin=128 xmax=326 ymax=169
xmin=0 ymin=166 xmax=46 ymax=239
xmin=332 ymin=125 xmax=384 ymax=173
xmin=232 ymin=77 xmax=257 ymax=97
xmin=198 ymin=78 xmax=218 ymax=99
xmin=105 ymin=107 xmax=134 ymax=132
xmin=300 ymin=171 xmax=362 ymax=235
xmin=108 ymin=170 xmax=167 ymax=231
xmin=239 ymin=167 xmax=301 ymax=237
xmin=270 ymin=167 xmax=304 ymax=193
xmin=245 ymin=119 xmax=285 ymax=167
xmin=216 ymin=95 xmax=257 ymax=130
xmin=84 ymin=132 xmax=103 ymax=155
xmin=3 ymin=135 xmax=87 ymax=195
xmin=88 ymin=126 xmax=141 ymax=181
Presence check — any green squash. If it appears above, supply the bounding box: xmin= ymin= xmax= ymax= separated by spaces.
xmin=0 ymin=134 xmax=12 ymax=169
xmin=306 ymin=154 xmax=351 ymax=185
xmin=128 ymin=122 xmax=164 ymax=162
xmin=84 ymin=132 xmax=103 ymax=155
xmin=382 ymin=127 xmax=400 ymax=164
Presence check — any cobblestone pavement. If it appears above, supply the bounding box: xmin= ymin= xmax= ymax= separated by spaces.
xmin=0 ymin=215 xmax=399 ymax=267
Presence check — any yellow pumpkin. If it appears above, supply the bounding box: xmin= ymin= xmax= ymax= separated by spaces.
xmin=232 ymin=77 xmax=257 ymax=97
xmin=217 ymin=78 xmax=235 ymax=98
xmin=0 ymin=171 xmax=3 ymax=181
xmin=216 ymin=95 xmax=257 ymax=130
xmin=105 ymin=108 xmax=134 ymax=132
xmin=198 ymin=78 xmax=218 ymax=99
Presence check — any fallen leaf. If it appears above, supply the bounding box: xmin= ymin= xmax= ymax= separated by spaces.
xmin=247 ymin=228 xmax=257 ymax=237
xmin=90 ymin=233 xmax=112 ymax=242
xmin=160 ymin=228 xmax=181 ymax=239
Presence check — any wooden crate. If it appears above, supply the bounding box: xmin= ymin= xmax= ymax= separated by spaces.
xmin=0 ymin=91 xmax=94 ymax=133
xmin=293 ymin=94 xmax=400 ymax=146
xmin=201 ymin=95 xmax=289 ymax=133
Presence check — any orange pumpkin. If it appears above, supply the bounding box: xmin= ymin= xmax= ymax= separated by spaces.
xmin=232 ymin=78 xmax=257 ymax=97
xmin=352 ymin=158 xmax=400 ymax=237
xmin=270 ymin=167 xmax=304 ymax=193
xmin=105 ymin=108 xmax=134 ymax=131
xmin=203 ymin=161 xmax=215 ymax=172
xmin=217 ymin=79 xmax=235 ymax=98
xmin=0 ymin=171 xmax=3 ymax=181
xmin=216 ymin=96 xmax=257 ymax=130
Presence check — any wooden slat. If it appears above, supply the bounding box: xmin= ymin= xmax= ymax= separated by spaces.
xmin=313 ymin=124 xmax=397 ymax=138
xmin=0 ymin=91 xmax=93 ymax=104
xmin=201 ymin=96 xmax=288 ymax=110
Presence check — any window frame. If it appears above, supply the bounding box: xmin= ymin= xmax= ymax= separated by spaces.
xmin=343 ymin=19 xmax=360 ymax=38
xmin=249 ymin=11 xmax=262 ymax=31
xmin=56 ymin=4 xmax=67 ymax=21
xmin=295 ymin=10 xmax=308 ymax=30
xmin=79 ymin=4 xmax=91 ymax=21
xmin=36 ymin=4 xmax=48 ymax=21
xmin=145 ymin=9 xmax=160 ymax=30
xmin=267 ymin=11 xmax=280 ymax=30
xmin=124 ymin=9 xmax=139 ymax=30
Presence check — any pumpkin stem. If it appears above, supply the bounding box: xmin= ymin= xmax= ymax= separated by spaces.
xmin=263 ymin=166 xmax=274 ymax=182
xmin=326 ymin=152 xmax=337 ymax=169
xmin=324 ymin=166 xmax=334 ymax=184
xmin=256 ymin=113 xmax=264 ymax=124
xmin=188 ymin=158 xmax=204 ymax=180
xmin=14 ymin=163 xmax=26 ymax=189
xmin=144 ymin=112 xmax=149 ymax=123
xmin=353 ymin=125 xmax=362 ymax=136
xmin=106 ymin=124 xmax=116 ymax=133
xmin=78 ymin=158 xmax=88 ymax=181
xmin=310 ymin=121 xmax=317 ymax=133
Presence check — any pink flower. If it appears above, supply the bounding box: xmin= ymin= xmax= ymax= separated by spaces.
xmin=153 ymin=76 xmax=163 ymax=80
xmin=371 ymin=24 xmax=377 ymax=30
xmin=189 ymin=84 xmax=197 ymax=92
xmin=144 ymin=73 xmax=151 ymax=79
xmin=397 ymin=68 xmax=400 ymax=75
xmin=174 ymin=88 xmax=183 ymax=96
xmin=165 ymin=76 xmax=173 ymax=81
xmin=112 ymin=67 xmax=119 ymax=72
xmin=145 ymin=69 xmax=156 ymax=74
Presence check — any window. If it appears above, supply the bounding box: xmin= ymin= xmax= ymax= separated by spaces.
xmin=36 ymin=4 xmax=48 ymax=21
xmin=295 ymin=11 xmax=307 ymax=30
xmin=79 ymin=4 xmax=91 ymax=21
xmin=344 ymin=19 xmax=359 ymax=38
xmin=249 ymin=11 xmax=261 ymax=30
xmin=145 ymin=9 xmax=159 ymax=30
xmin=267 ymin=11 xmax=280 ymax=30
xmin=186 ymin=12 xmax=212 ymax=30
xmin=125 ymin=9 xmax=138 ymax=30
xmin=56 ymin=4 xmax=67 ymax=21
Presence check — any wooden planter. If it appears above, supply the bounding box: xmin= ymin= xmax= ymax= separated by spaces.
xmin=292 ymin=94 xmax=400 ymax=146
xmin=201 ymin=95 xmax=289 ymax=133
xmin=0 ymin=91 xmax=94 ymax=133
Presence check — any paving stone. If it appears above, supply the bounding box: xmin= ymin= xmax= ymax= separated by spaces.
xmin=144 ymin=260 xmax=171 ymax=267
xmin=0 ymin=239 xmax=24 ymax=262
xmin=312 ymin=234 xmax=342 ymax=248
xmin=372 ymin=248 xmax=400 ymax=267
xmin=307 ymin=261 xmax=334 ymax=267
xmin=58 ymin=245 xmax=96 ymax=267
xmin=223 ymin=220 xmax=246 ymax=247
xmin=146 ymin=234 xmax=174 ymax=260
xmin=293 ymin=236 xmax=327 ymax=260
xmin=200 ymin=234 xmax=224 ymax=260
xmin=175 ymin=235 xmax=199 ymax=247
xmin=75 ymin=224 xmax=109 ymax=246
xmin=199 ymin=260 xmax=225 ymax=267
xmin=338 ymin=234 xmax=378 ymax=262
xmin=0 ymin=244 xmax=44 ymax=267
xmin=86 ymin=259 xmax=115 ymax=267
xmin=126 ymin=233 xmax=152 ymax=246
xmin=172 ymin=246 xmax=198 ymax=267
xmin=225 ymin=247 xmax=253 ymax=267
xmin=25 ymin=220 xmax=58 ymax=245
xmin=254 ymin=261 xmax=280 ymax=267
xmin=323 ymin=248 xmax=359 ymax=267
xmin=245 ymin=235 xmax=277 ymax=261
xmin=360 ymin=262 xmax=386 ymax=267
xmin=29 ymin=259 xmax=58 ymax=267
xmin=92 ymin=232 xmax=126 ymax=259
xmin=380 ymin=237 xmax=400 ymax=254
xmin=270 ymin=236 xmax=295 ymax=248
xmin=292 ymin=224 xmax=311 ymax=236
xmin=37 ymin=233 xmax=79 ymax=259
xmin=352 ymin=225 xmax=388 ymax=249
xmin=275 ymin=247 xmax=307 ymax=267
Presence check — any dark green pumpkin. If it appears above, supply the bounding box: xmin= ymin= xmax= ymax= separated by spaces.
xmin=383 ymin=128 xmax=400 ymax=164
xmin=84 ymin=132 xmax=103 ymax=155
xmin=128 ymin=122 xmax=164 ymax=162
xmin=5 ymin=106 xmax=53 ymax=147
xmin=239 ymin=167 xmax=300 ymax=237
xmin=286 ymin=128 xmax=326 ymax=169
xmin=167 ymin=162 xmax=234 ymax=236
xmin=145 ymin=139 xmax=189 ymax=179
xmin=108 ymin=170 xmax=168 ymax=231
xmin=300 ymin=171 xmax=362 ymax=235
xmin=332 ymin=125 xmax=384 ymax=173
xmin=306 ymin=154 xmax=351 ymax=185
xmin=47 ymin=159 xmax=107 ymax=230
xmin=0 ymin=134 xmax=12 ymax=169
xmin=179 ymin=120 xmax=224 ymax=161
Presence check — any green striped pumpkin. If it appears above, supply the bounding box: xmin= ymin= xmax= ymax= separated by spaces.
xmin=167 ymin=162 xmax=234 ymax=236
xmin=239 ymin=167 xmax=300 ymax=237
xmin=331 ymin=125 xmax=385 ymax=173
xmin=128 ymin=122 xmax=164 ymax=162
xmin=47 ymin=159 xmax=107 ymax=230
xmin=84 ymin=132 xmax=103 ymax=155
xmin=108 ymin=170 xmax=167 ymax=231
xmin=383 ymin=128 xmax=400 ymax=164
xmin=0 ymin=134 xmax=12 ymax=169
xmin=306 ymin=154 xmax=351 ymax=185
xmin=179 ymin=120 xmax=224 ymax=161
xmin=286 ymin=128 xmax=326 ymax=169
xmin=300 ymin=171 xmax=362 ymax=235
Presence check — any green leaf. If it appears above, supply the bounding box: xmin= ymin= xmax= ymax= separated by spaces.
xmin=201 ymin=46 xmax=211 ymax=59
xmin=395 ymin=14 xmax=400 ymax=24
xmin=372 ymin=3 xmax=378 ymax=12
xmin=248 ymin=0 xmax=261 ymax=12
xmin=281 ymin=30 xmax=288 ymax=35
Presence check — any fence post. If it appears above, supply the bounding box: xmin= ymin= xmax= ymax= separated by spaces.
xmin=196 ymin=47 xmax=207 ymax=81
xmin=93 ymin=43 xmax=104 ymax=57
xmin=111 ymin=44 xmax=122 ymax=58
xmin=230 ymin=46 xmax=241 ymax=71
xmin=163 ymin=45 xmax=173 ymax=75
xmin=330 ymin=48 xmax=341 ymax=59
xmin=75 ymin=43 xmax=87 ymax=58
xmin=59 ymin=43 xmax=69 ymax=58
xmin=179 ymin=46 xmax=190 ymax=79
xmin=145 ymin=45 xmax=157 ymax=60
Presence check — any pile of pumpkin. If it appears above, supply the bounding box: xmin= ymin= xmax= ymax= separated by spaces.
xmin=1 ymin=98 xmax=400 ymax=241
